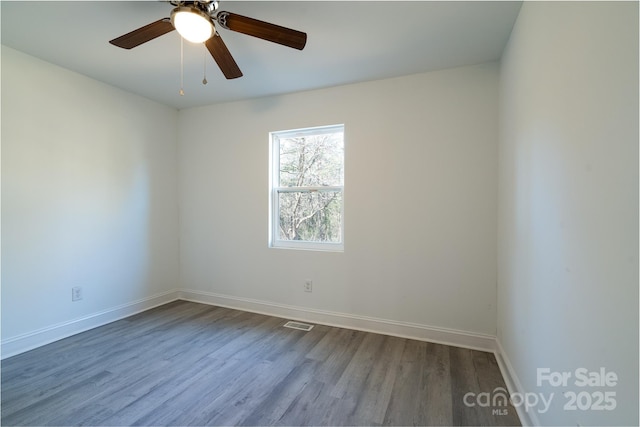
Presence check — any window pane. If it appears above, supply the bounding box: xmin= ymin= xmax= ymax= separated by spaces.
xmin=278 ymin=191 xmax=342 ymax=243
xmin=279 ymin=132 xmax=344 ymax=187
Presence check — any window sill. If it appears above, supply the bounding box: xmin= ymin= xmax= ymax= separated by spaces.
xmin=270 ymin=241 xmax=344 ymax=252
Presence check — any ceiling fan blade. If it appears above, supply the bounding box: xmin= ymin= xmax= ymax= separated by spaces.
xmin=205 ymin=34 xmax=243 ymax=79
xmin=217 ymin=12 xmax=307 ymax=50
xmin=110 ymin=19 xmax=174 ymax=49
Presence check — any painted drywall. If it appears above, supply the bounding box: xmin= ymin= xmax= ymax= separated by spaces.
xmin=179 ymin=63 xmax=499 ymax=336
xmin=498 ymin=2 xmax=638 ymax=425
xmin=1 ymin=47 xmax=180 ymax=343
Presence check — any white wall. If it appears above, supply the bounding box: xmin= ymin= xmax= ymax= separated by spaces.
xmin=179 ymin=63 xmax=499 ymax=337
xmin=498 ymin=2 xmax=638 ymax=425
xmin=1 ymin=47 xmax=180 ymax=351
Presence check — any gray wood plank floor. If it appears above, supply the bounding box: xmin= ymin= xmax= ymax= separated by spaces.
xmin=1 ymin=301 xmax=521 ymax=426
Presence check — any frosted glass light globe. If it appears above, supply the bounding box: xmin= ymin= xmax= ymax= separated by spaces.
xmin=171 ymin=7 xmax=214 ymax=44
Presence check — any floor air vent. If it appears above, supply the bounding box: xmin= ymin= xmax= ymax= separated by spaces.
xmin=283 ymin=321 xmax=314 ymax=331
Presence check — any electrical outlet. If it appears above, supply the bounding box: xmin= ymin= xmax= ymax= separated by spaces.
xmin=72 ymin=286 xmax=83 ymax=301
xmin=304 ymin=280 xmax=313 ymax=293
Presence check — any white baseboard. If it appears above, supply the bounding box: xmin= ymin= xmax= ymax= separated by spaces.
xmin=178 ymin=289 xmax=497 ymax=353
xmin=494 ymin=338 xmax=540 ymax=426
xmin=0 ymin=289 xmax=180 ymax=360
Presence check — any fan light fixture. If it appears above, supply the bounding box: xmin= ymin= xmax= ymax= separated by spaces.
xmin=171 ymin=6 xmax=214 ymax=43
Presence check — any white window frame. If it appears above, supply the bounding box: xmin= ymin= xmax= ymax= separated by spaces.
xmin=269 ymin=124 xmax=345 ymax=252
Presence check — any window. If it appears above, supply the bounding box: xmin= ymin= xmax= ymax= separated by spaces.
xmin=270 ymin=124 xmax=345 ymax=251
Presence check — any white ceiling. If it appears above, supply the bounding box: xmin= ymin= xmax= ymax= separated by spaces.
xmin=1 ymin=1 xmax=522 ymax=110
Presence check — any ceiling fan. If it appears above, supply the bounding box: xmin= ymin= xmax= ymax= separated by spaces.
xmin=109 ymin=0 xmax=307 ymax=80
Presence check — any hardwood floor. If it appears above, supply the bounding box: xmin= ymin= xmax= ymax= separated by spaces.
xmin=1 ymin=301 xmax=520 ymax=426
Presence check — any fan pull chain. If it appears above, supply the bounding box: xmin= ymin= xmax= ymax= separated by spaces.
xmin=203 ymin=50 xmax=208 ymax=85
xmin=179 ymin=37 xmax=185 ymax=96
